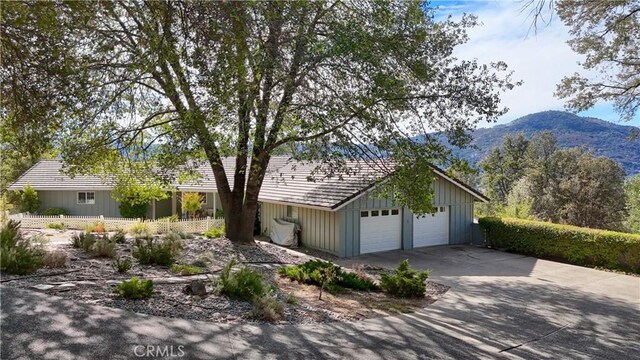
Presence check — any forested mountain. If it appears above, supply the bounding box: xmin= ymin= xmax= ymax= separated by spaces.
xmin=447 ymin=111 xmax=640 ymax=175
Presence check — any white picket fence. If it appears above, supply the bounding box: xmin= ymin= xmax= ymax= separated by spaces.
xmin=7 ymin=213 xmax=223 ymax=234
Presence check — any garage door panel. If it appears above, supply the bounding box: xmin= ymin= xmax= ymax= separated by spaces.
xmin=360 ymin=209 xmax=401 ymax=254
xmin=413 ymin=206 xmax=449 ymax=247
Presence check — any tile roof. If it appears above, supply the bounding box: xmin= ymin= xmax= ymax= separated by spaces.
xmin=8 ymin=157 xmax=487 ymax=209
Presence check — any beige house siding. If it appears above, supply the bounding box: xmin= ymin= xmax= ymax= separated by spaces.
xmin=260 ymin=202 xmax=340 ymax=256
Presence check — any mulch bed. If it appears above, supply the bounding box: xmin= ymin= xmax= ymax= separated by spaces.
xmin=2 ymin=231 xmax=449 ymax=324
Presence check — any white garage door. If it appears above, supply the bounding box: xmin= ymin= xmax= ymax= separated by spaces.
xmin=413 ymin=206 xmax=449 ymax=247
xmin=360 ymin=208 xmax=402 ymax=254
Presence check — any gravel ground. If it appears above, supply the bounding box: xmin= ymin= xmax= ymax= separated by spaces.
xmin=2 ymin=231 xmax=449 ymax=324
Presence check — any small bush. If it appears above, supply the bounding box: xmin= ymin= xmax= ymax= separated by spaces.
xmin=111 ymin=230 xmax=127 ymax=244
xmin=43 ymin=250 xmax=67 ymax=268
xmin=46 ymin=223 xmax=66 ymax=230
xmin=94 ymin=221 xmax=106 ymax=233
xmin=213 ymin=258 xmax=264 ymax=301
xmin=129 ymin=222 xmax=152 ymax=239
xmin=284 ymin=292 xmax=297 ymax=305
xmin=114 ymin=277 xmax=154 ymax=299
xmin=71 ymin=232 xmax=96 ymax=252
xmin=119 ymin=201 xmax=147 ymax=219
xmin=90 ymin=236 xmax=116 ymax=258
xmin=43 ymin=208 xmax=69 ymax=216
xmin=215 ymin=209 xmax=224 ymax=219
xmin=113 ymin=257 xmax=133 ymax=273
xmin=0 ymin=220 xmax=44 ymax=275
xmin=380 ymin=260 xmax=430 ymax=298
xmin=157 ymin=214 xmax=179 ymax=222
xmin=277 ymin=259 xmax=378 ymax=293
xmin=171 ymin=263 xmax=204 ymax=275
xmin=132 ymin=237 xmax=178 ymax=266
xmin=251 ymin=292 xmax=284 ymax=322
xmin=479 ymin=217 xmax=640 ymax=273
xmin=204 ymin=223 xmax=226 ymax=238
xmin=161 ymin=231 xmax=185 ymax=252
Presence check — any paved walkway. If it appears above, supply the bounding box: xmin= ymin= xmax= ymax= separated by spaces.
xmin=2 ymin=246 xmax=639 ymax=359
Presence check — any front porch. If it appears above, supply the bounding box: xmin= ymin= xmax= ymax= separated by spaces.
xmin=150 ymin=191 xmax=223 ymax=220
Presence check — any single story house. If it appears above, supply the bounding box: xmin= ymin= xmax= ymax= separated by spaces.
xmin=8 ymin=157 xmax=488 ymax=257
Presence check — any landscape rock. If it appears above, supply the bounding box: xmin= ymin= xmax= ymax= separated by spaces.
xmin=183 ymin=280 xmax=207 ymax=296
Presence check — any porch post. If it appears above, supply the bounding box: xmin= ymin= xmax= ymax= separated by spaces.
xmin=171 ymin=191 xmax=177 ymax=216
xmin=152 ymin=199 xmax=156 ymax=220
xmin=213 ymin=192 xmax=217 ymax=218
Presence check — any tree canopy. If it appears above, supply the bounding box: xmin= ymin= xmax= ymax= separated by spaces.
xmin=1 ymin=1 xmax=517 ymax=242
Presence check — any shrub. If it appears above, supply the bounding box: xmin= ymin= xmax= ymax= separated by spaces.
xmin=129 ymin=222 xmax=152 ymax=239
xmin=277 ymin=259 xmax=378 ymax=293
xmin=380 ymin=260 xmax=430 ymax=298
xmin=90 ymin=236 xmax=116 ymax=258
xmin=204 ymin=223 xmax=226 ymax=238
xmin=113 ymin=256 xmax=133 ymax=273
xmin=119 ymin=201 xmax=147 ymax=219
xmin=182 ymin=192 xmax=204 ymax=218
xmin=215 ymin=209 xmax=224 ymax=219
xmin=71 ymin=232 xmax=96 ymax=250
xmin=132 ymin=237 xmax=178 ymax=266
xmin=479 ymin=217 xmax=640 ymax=273
xmin=43 ymin=250 xmax=67 ymax=268
xmin=20 ymin=185 xmax=39 ymax=213
xmin=284 ymin=292 xmax=297 ymax=305
xmin=161 ymin=231 xmax=185 ymax=252
xmin=171 ymin=263 xmax=204 ymax=275
xmin=157 ymin=214 xmax=179 ymax=222
xmin=93 ymin=221 xmax=106 ymax=233
xmin=111 ymin=230 xmax=127 ymax=244
xmin=251 ymin=292 xmax=284 ymax=322
xmin=46 ymin=223 xmax=65 ymax=230
xmin=114 ymin=277 xmax=154 ymax=299
xmin=213 ymin=258 xmax=264 ymax=301
xmin=43 ymin=208 xmax=69 ymax=216
xmin=0 ymin=220 xmax=44 ymax=275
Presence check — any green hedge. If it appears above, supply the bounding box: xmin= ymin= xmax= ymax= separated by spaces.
xmin=479 ymin=217 xmax=640 ymax=274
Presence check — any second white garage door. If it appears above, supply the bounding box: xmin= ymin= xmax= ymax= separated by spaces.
xmin=413 ymin=206 xmax=449 ymax=247
xmin=360 ymin=209 xmax=402 ymax=254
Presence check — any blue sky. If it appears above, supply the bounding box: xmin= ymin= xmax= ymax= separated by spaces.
xmin=429 ymin=0 xmax=640 ymax=128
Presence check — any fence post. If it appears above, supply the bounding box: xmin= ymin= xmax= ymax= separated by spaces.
xmin=207 ymin=216 xmax=211 ymax=230
xmin=60 ymin=215 xmax=64 ymax=219
xmin=100 ymin=215 xmax=104 ymax=220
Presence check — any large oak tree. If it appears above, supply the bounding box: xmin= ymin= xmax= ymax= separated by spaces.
xmin=1 ymin=1 xmax=516 ymax=242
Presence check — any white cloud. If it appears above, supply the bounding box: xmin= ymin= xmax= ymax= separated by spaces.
xmin=445 ymin=1 xmax=589 ymax=126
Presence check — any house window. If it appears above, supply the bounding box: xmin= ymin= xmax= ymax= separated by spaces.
xmin=382 ymin=210 xmax=389 ymax=216
xmin=440 ymin=206 xmax=445 ymax=212
xmin=371 ymin=210 xmax=379 ymax=217
xmin=77 ymin=192 xmax=95 ymax=205
xmin=391 ymin=209 xmax=399 ymax=215
xmin=361 ymin=211 xmax=368 ymax=217
xmin=287 ymin=205 xmax=293 ymax=217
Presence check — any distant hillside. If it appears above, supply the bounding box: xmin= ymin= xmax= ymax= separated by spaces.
xmin=444 ymin=111 xmax=640 ymax=175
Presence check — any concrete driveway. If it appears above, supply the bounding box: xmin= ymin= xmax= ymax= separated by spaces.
xmin=2 ymin=246 xmax=639 ymax=359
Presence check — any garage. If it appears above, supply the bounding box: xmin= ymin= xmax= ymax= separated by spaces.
xmin=360 ymin=208 xmax=402 ymax=254
xmin=413 ymin=206 xmax=449 ymax=247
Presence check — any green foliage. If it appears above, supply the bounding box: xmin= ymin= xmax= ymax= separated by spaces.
xmin=204 ymin=223 xmax=226 ymax=239
xmin=19 ymin=185 xmax=39 ymax=213
xmin=480 ymin=133 xmax=530 ymax=204
xmin=379 ymin=260 xmax=430 ymax=298
xmin=479 ymin=217 xmax=640 ymax=273
xmin=119 ymin=201 xmax=147 ymax=219
xmin=503 ymin=178 xmax=533 ymax=220
xmin=111 ymin=230 xmax=127 ymax=244
xmin=128 ymin=222 xmax=152 ymax=238
xmin=114 ymin=277 xmax=154 ymax=299
xmin=251 ymin=292 xmax=285 ymax=322
xmin=113 ymin=256 xmax=133 ymax=273
xmin=625 ymin=175 xmax=640 ymax=234
xmin=46 ymin=223 xmax=66 ymax=230
xmin=182 ymin=192 xmax=204 ymax=218
xmin=43 ymin=250 xmax=67 ymax=268
xmin=157 ymin=214 xmax=179 ymax=222
xmin=43 ymin=208 xmax=69 ymax=216
xmin=284 ymin=292 xmax=297 ymax=305
xmin=132 ymin=237 xmax=179 ymax=266
xmin=170 ymin=263 xmax=204 ymax=275
xmin=277 ymin=259 xmax=378 ymax=293
xmin=0 ymin=220 xmax=44 ymax=275
xmin=90 ymin=236 xmax=116 ymax=258
xmin=1 ymin=1 xmax=517 ymax=244
xmin=213 ymin=258 xmax=264 ymax=301
xmin=214 ymin=209 xmax=224 ymax=219
xmin=71 ymin=232 xmax=96 ymax=252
